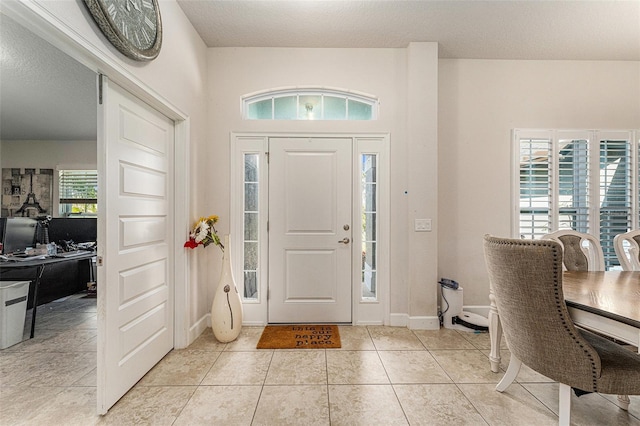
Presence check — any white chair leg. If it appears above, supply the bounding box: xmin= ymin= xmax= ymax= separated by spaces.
xmin=488 ymin=287 xmax=502 ymax=373
xmin=496 ymin=353 xmax=521 ymax=392
xmin=616 ymin=394 xmax=630 ymax=411
xmin=558 ymin=383 xmax=571 ymax=426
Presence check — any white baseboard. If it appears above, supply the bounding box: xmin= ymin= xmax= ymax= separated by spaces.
xmin=354 ymin=320 xmax=384 ymax=326
xmin=389 ymin=313 xmax=409 ymax=327
xmin=408 ymin=316 xmax=440 ymax=330
xmin=183 ymin=315 xmax=209 ymax=348
xmin=242 ymin=320 xmax=267 ymax=326
xmin=389 ymin=314 xmax=438 ymax=329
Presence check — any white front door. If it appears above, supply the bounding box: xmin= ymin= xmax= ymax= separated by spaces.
xmin=268 ymin=137 xmax=352 ymax=323
xmin=97 ymin=77 xmax=174 ymax=413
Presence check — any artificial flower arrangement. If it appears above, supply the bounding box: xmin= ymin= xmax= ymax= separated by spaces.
xmin=184 ymin=215 xmax=224 ymax=251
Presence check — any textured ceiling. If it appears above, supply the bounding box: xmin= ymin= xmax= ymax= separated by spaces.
xmin=0 ymin=14 xmax=97 ymax=141
xmin=177 ymin=0 xmax=640 ymax=60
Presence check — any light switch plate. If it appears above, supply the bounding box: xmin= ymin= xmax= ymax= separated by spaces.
xmin=415 ymin=218 xmax=432 ymax=232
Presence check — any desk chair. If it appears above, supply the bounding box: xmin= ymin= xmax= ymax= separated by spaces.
xmin=543 ymin=230 xmax=605 ymax=271
xmin=483 ymin=235 xmax=640 ymax=426
xmin=614 ymin=229 xmax=640 ymax=271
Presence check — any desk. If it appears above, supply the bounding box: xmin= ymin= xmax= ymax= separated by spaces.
xmin=0 ymin=252 xmax=96 ymax=338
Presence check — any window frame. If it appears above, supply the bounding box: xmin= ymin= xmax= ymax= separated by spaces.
xmin=58 ymin=169 xmax=98 ymax=217
xmin=512 ymin=129 xmax=639 ymax=269
xmin=241 ymin=87 xmax=379 ymax=121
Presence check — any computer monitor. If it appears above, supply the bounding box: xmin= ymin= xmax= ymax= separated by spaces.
xmin=48 ymin=218 xmax=97 ymax=244
xmin=2 ymin=217 xmax=37 ymax=254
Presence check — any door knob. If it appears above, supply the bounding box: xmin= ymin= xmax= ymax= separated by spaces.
xmin=338 ymin=237 xmax=350 ymax=244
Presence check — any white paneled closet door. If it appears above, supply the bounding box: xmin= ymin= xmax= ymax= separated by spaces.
xmin=96 ymin=76 xmax=175 ymax=414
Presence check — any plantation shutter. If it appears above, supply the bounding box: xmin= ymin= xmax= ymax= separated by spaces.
xmin=514 ymin=129 xmax=639 ymax=270
xmin=556 ymin=132 xmax=591 ymax=234
xmin=516 ymin=130 xmax=552 ymax=239
xmin=596 ymin=132 xmax=633 ymax=269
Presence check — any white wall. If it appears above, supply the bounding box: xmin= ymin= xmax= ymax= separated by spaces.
xmin=438 ymin=59 xmax=640 ymax=306
xmin=1 ymin=139 xmax=96 ymax=217
xmin=2 ymin=0 xmax=211 ymax=336
xmin=1 ymin=140 xmax=96 ymax=169
xmin=207 ymin=45 xmax=439 ymax=326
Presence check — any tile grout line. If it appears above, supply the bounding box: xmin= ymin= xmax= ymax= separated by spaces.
xmin=249 ymin=347 xmax=275 ymax=425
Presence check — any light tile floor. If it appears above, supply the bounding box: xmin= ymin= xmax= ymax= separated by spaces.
xmin=1 ymin=294 xmax=639 ymax=425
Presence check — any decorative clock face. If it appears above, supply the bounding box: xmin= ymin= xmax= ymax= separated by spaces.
xmin=84 ymin=0 xmax=162 ymax=61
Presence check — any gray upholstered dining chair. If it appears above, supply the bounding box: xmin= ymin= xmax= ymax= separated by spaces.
xmin=542 ymin=229 xmax=605 ymax=271
xmin=614 ymin=229 xmax=640 ymax=271
xmin=483 ymin=235 xmax=640 ymax=426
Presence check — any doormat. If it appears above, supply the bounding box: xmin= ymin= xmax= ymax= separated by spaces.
xmin=256 ymin=324 xmax=341 ymax=349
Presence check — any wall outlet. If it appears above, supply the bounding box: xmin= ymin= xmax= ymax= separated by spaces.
xmin=414 ymin=218 xmax=432 ymax=232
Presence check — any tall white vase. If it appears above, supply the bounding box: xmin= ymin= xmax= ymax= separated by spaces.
xmin=211 ymin=235 xmax=243 ymax=342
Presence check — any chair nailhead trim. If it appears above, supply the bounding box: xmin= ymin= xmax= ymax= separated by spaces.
xmin=549 ymin=242 xmax=599 ymax=392
xmin=487 ymin=236 xmax=600 ymax=392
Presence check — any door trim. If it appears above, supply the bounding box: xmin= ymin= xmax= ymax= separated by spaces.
xmin=231 ymin=133 xmax=390 ymax=326
xmin=1 ymin=2 xmax=190 ymax=347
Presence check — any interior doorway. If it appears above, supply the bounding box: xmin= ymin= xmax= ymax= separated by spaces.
xmin=0 ymin=12 xmax=98 ymax=340
xmin=0 ymin=4 xmax=188 ymax=415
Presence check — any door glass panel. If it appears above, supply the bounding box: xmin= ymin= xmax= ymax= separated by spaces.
xmin=247 ymin=99 xmax=273 ymax=119
xmin=243 ymin=241 xmax=258 ymax=299
xmin=244 ymin=212 xmax=258 ymax=240
xmin=243 ymin=153 xmax=259 ymax=300
xmin=348 ymin=100 xmax=373 ymax=120
xmin=324 ymin=96 xmax=346 ymax=120
xmin=298 ymin=95 xmax=322 ymax=120
xmin=362 ymin=154 xmax=377 ymax=300
xmin=245 ymin=183 xmax=259 ymax=211
xmin=274 ymin=96 xmax=297 ymax=120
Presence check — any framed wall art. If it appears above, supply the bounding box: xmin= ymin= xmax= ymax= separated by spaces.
xmin=1 ymin=168 xmax=53 ymax=217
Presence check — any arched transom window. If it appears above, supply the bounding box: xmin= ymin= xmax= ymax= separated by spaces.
xmin=242 ymin=87 xmax=378 ymax=120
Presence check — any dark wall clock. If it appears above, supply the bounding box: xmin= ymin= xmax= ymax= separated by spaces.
xmin=83 ymin=0 xmax=162 ymax=62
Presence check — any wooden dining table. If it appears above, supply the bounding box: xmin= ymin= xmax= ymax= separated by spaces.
xmin=487 ymin=270 xmax=640 ymax=410
xmin=562 ymin=271 xmax=640 ymax=351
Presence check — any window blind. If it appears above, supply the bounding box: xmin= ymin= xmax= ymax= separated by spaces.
xmin=59 ymin=170 xmax=98 ymax=204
